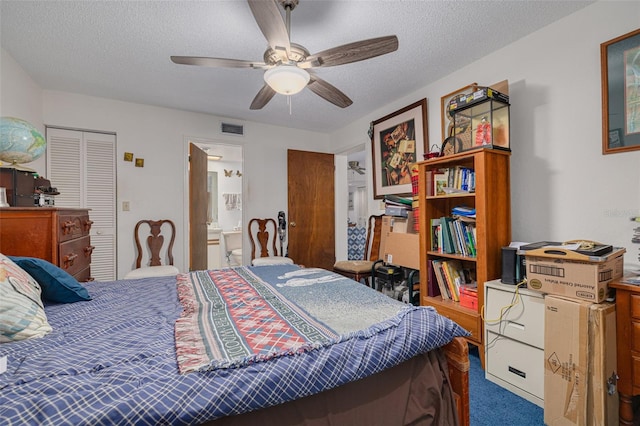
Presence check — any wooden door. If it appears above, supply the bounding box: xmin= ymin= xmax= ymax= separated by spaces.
xmin=189 ymin=143 xmax=208 ymax=271
xmin=287 ymin=150 xmax=335 ymax=270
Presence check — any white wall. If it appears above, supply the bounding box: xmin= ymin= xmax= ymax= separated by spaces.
xmin=329 ymin=1 xmax=640 ymax=268
xmin=42 ymin=91 xmax=330 ymax=277
xmin=0 ymin=48 xmax=46 ymax=173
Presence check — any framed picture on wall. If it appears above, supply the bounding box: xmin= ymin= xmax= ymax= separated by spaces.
xmin=371 ymin=99 xmax=428 ymax=199
xmin=601 ymin=28 xmax=640 ymax=154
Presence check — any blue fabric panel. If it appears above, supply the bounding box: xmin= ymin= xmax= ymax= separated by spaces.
xmin=347 ymin=226 xmax=367 ymax=260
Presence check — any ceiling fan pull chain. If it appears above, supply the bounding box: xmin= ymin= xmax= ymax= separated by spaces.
xmin=288 ymin=95 xmax=292 ymax=115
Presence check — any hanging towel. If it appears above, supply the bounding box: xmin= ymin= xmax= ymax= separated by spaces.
xmin=223 ymin=193 xmax=242 ymax=211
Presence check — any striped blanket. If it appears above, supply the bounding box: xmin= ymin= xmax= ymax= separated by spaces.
xmin=175 ymin=267 xmax=340 ymax=372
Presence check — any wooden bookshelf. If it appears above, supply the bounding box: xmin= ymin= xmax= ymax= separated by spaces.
xmin=418 ymin=148 xmax=511 ymax=369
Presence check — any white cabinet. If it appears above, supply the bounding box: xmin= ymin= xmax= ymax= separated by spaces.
xmin=484 ymin=280 xmax=544 ymax=407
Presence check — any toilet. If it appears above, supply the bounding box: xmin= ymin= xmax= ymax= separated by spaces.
xmin=222 ymin=231 xmax=242 ymax=266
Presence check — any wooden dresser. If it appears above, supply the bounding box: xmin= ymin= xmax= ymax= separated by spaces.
xmin=609 ymin=278 xmax=640 ymax=425
xmin=0 ymin=207 xmax=94 ymax=281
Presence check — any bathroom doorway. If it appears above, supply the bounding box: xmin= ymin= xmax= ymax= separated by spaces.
xmin=189 ymin=138 xmax=243 ymax=269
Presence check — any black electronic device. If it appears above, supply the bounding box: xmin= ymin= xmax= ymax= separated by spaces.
xmin=501 ymin=241 xmax=563 ymax=285
xmin=501 ymin=247 xmax=519 ymax=285
xmin=277 ymin=211 xmax=287 ymax=257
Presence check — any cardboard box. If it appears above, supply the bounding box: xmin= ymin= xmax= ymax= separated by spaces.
xmin=525 ymin=248 xmax=624 ymax=302
xmin=544 ymin=295 xmax=618 ymax=426
xmin=381 ymin=215 xmax=419 ymax=269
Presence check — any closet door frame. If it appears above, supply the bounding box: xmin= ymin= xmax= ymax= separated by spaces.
xmin=46 ymin=127 xmax=117 ymax=281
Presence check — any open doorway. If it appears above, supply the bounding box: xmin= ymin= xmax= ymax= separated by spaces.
xmin=189 ymin=139 xmax=243 ymax=269
xmin=346 ymin=146 xmax=369 ymax=261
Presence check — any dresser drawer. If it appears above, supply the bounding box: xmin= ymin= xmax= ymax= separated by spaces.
xmin=59 ymin=235 xmax=92 ymax=277
xmin=631 ymin=294 xmax=640 ymax=320
xmin=486 ymin=331 xmax=544 ymax=400
xmin=74 ymin=266 xmax=92 ymax=283
xmin=57 ymin=213 xmax=92 ymax=242
xmin=485 ymin=284 xmax=544 ymax=349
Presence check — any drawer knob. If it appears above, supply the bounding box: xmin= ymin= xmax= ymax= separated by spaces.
xmin=61 ymin=221 xmax=76 ymax=235
xmin=63 ymin=253 xmax=78 ymax=268
xmin=84 ymin=245 xmax=95 ymax=257
xmin=84 ymin=220 xmax=94 ymax=232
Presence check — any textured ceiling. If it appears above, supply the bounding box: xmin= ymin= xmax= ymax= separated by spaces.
xmin=0 ymin=0 xmax=594 ymax=134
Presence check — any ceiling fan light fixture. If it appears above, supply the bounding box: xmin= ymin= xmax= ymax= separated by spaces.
xmin=264 ymin=65 xmax=310 ymax=95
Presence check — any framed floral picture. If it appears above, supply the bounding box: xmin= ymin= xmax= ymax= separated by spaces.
xmin=601 ymin=28 xmax=640 ymax=154
xmin=371 ymin=99 xmax=428 ymax=199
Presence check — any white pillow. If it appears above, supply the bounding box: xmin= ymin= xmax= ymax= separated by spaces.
xmin=0 ymin=253 xmax=52 ymax=342
xmin=251 ymin=256 xmax=294 ymax=266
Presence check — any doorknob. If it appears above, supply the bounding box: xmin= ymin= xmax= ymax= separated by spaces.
xmin=290 ymin=221 xmax=296 ymax=227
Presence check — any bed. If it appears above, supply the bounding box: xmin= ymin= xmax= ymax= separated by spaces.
xmin=0 ymin=258 xmax=470 ymax=425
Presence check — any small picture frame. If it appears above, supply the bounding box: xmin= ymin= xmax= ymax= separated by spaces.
xmin=124 ymin=152 xmax=134 ymax=162
xmin=135 ymin=158 xmax=144 ymax=167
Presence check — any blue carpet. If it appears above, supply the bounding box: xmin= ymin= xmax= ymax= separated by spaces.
xmin=468 ymin=346 xmax=544 ymax=425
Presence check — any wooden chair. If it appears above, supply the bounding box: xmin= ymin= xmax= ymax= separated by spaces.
xmin=248 ymin=218 xmax=294 ymax=266
xmin=333 ymin=214 xmax=383 ymax=285
xmin=124 ymin=219 xmax=180 ymax=279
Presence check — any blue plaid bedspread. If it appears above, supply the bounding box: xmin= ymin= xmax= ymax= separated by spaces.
xmin=0 ymin=265 xmax=468 ymax=425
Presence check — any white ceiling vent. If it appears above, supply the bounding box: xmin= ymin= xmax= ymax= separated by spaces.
xmin=221 ymin=122 xmax=244 ymax=136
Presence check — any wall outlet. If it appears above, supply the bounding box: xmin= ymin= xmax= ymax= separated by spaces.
xmin=122 ymin=201 xmax=130 ymax=211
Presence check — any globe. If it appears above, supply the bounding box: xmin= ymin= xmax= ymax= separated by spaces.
xmin=0 ymin=117 xmax=46 ymax=166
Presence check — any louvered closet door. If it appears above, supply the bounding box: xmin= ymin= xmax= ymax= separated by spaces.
xmin=46 ymin=128 xmax=117 ymax=281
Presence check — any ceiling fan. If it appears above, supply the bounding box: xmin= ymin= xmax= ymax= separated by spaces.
xmin=171 ymin=0 xmax=398 ymax=110
xmin=348 ymin=161 xmax=366 ymax=175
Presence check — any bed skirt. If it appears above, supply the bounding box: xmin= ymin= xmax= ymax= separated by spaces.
xmin=207 ymin=346 xmax=458 ymax=426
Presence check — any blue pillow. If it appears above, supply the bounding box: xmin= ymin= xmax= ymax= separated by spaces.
xmin=8 ymin=256 xmax=92 ymax=303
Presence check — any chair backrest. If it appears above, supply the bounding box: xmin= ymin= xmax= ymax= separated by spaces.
xmin=365 ymin=215 xmax=384 ymax=261
xmin=248 ymin=218 xmax=281 ymax=260
xmin=133 ymin=219 xmax=176 ymax=268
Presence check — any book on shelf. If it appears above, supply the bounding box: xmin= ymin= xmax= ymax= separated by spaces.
xmin=430 ymin=218 xmax=442 ymax=252
xmin=437 ymin=216 xmax=477 ymax=257
xmin=432 ymin=165 xmax=475 ymax=193
xmin=431 ymin=259 xmax=452 ymax=300
xmin=447 ymin=260 xmax=468 ymax=300
xmin=439 ymin=216 xmax=456 ymax=254
xmin=433 ymin=171 xmax=448 ymax=196
xmin=427 ymin=259 xmax=441 ymax=297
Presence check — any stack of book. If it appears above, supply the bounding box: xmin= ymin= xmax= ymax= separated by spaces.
xmin=383 ymin=194 xmax=413 ymax=218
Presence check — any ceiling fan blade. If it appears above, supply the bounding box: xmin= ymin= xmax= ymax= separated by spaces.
xmin=247 ymin=0 xmax=291 ymax=59
xmin=171 ymin=56 xmax=267 ymax=69
xmin=307 ymin=76 xmax=353 ymax=108
xmin=250 ymin=84 xmax=277 ymax=110
xmin=300 ymin=35 xmax=398 ymax=69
